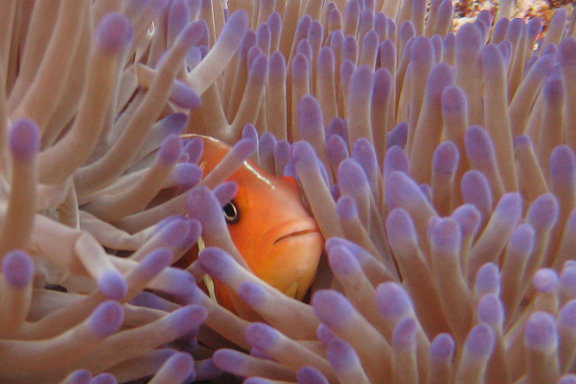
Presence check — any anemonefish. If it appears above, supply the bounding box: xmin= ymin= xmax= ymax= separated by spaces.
xmin=181 ymin=134 xmax=323 ymax=312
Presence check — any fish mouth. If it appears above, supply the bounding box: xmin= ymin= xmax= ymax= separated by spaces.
xmin=273 ymin=228 xmax=320 ymax=245
xmin=256 ymin=218 xmax=323 ymax=300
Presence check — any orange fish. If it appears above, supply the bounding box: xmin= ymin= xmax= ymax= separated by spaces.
xmin=182 ymin=134 xmax=323 ymax=311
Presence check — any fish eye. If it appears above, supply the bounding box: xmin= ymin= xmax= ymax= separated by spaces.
xmin=223 ymin=201 xmax=240 ymax=224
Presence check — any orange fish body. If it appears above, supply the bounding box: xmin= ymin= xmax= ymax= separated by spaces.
xmin=183 ymin=134 xmax=323 ymax=311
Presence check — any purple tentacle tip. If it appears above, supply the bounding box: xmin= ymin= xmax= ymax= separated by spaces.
xmin=169 ymin=305 xmax=208 ymax=334
xmin=349 ymin=64 xmax=374 ymax=96
xmin=400 ymin=21 xmax=416 ymax=42
xmin=260 ymin=131 xmax=277 ymax=152
xmin=222 ymin=10 xmax=250 ymax=42
xmin=451 ymin=204 xmax=481 ymax=238
xmin=139 ymin=248 xmax=173 ymax=277
xmin=533 ymin=268 xmax=559 ymax=294
xmin=153 ymin=214 xmax=185 ymax=234
xmin=475 ymin=263 xmax=501 ymax=296
xmin=558 ymin=37 xmax=576 ymax=67
xmin=244 ymin=379 xmax=276 ymax=384
xmin=481 ymin=43 xmax=506 ymax=75
xmin=386 ymin=208 xmax=418 ymax=248
xmin=198 ymin=247 xmax=236 ymax=281
xmin=249 ymin=54 xmax=269 ymax=79
xmin=317 ymin=324 xmax=336 ymax=344
xmin=352 ymin=138 xmax=378 ymax=176
xmin=494 ymin=193 xmax=522 ymax=224
xmin=441 ymin=86 xmax=468 ymax=116
xmin=411 ymin=36 xmax=434 ymax=63
xmin=178 ymin=219 xmax=201 ymax=250
xmin=2 ymin=250 xmax=34 ymax=289
xmin=336 ymin=195 xmax=359 ymax=221
xmin=161 ymin=352 xmax=195 ymax=379
xmin=183 ymin=137 xmax=204 ymax=164
xmin=231 ymin=138 xmax=258 ymax=160
xmin=170 ymin=81 xmax=202 ymax=109
xmin=465 ymin=125 xmax=497 ymax=163
xmin=96 ymin=13 xmax=133 ymax=53
xmin=297 ymin=366 xmax=329 ymax=384
xmin=328 ymin=244 xmax=362 ymax=276
xmin=508 ymin=223 xmax=535 ymax=256
xmin=327 ymin=338 xmax=361 ymax=370
xmin=426 ymin=63 xmax=454 ymax=99
xmin=477 ymin=294 xmax=504 ymax=327
xmin=543 ymin=72 xmax=564 ymax=102
xmin=178 ymin=21 xmax=207 ymax=47
xmin=168 ymin=1 xmax=190 ymax=42
xmin=312 ymin=290 xmax=356 ymax=329
xmin=326 ymin=118 xmax=348 ymax=143
xmin=162 ymin=113 xmax=189 ymax=133
xmin=238 ymin=281 xmax=267 ymax=308
xmin=376 ymin=282 xmax=413 ymax=321
xmin=91 ymin=373 xmax=118 ymax=384
xmin=242 ymin=124 xmax=259 ymax=143
xmin=292 ymin=53 xmax=310 ymax=80
xmin=430 ymin=333 xmax=455 ymax=361
xmin=158 ymin=135 xmax=183 ymax=166
xmin=393 ymin=317 xmax=418 ymax=349
xmin=90 ymin=301 xmax=124 ymax=339
xmin=385 ymin=171 xmax=429 ymax=210
xmin=465 ymin=323 xmax=495 ymax=356
xmin=525 ymin=311 xmax=558 ymax=351
xmin=159 ymin=216 xmax=191 ymax=248
xmin=9 ymin=118 xmax=41 ymax=161
xmin=213 ymin=349 xmax=244 ymax=371
xmin=213 ymin=181 xmax=239 ymax=206
xmin=338 ymin=158 xmax=369 ymax=193
xmin=245 ymin=322 xmax=280 ymax=350
xmin=461 ymin=170 xmax=493 ymax=213
xmin=98 ymin=270 xmax=128 ymax=301
xmin=299 ymin=95 xmax=325 ymax=136
xmin=291 ymin=140 xmax=319 ymax=166
xmin=65 ymin=370 xmax=92 ymax=384
xmin=550 ymin=146 xmax=576 ymax=181
xmin=387 ymin=122 xmax=408 ymax=150
xmin=148 ymin=0 xmax=170 ymax=14
xmin=429 ymin=218 xmax=461 ymax=254
xmin=560 ymin=268 xmax=576 ymax=298
xmin=173 ymin=163 xmax=203 ymax=186
xmin=559 ymin=300 xmax=576 ymax=329
xmin=433 ymin=141 xmax=459 ymax=175
xmin=384 ymin=145 xmax=409 ymax=177
xmin=528 ymin=194 xmax=559 ymax=231
xmin=559 ymin=374 xmax=576 ymax=384
xmin=327 ymin=134 xmax=349 ymax=168
xmin=269 ymin=49 xmax=287 ymax=75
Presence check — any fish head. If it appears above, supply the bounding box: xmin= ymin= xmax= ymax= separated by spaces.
xmin=184 ymin=134 xmax=323 ymax=306
xmin=224 ymin=170 xmax=323 ymax=300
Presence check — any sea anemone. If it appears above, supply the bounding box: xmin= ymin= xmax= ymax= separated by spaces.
xmin=2 ymin=0 xmax=576 ymax=383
